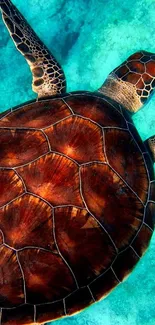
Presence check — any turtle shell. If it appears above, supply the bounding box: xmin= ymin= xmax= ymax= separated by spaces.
xmin=0 ymin=91 xmax=154 ymax=325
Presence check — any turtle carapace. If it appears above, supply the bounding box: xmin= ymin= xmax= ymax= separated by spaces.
xmin=0 ymin=1 xmax=155 ymax=324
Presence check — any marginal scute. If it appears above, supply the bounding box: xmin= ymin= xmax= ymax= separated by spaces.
xmin=0 ymin=108 xmax=11 ymax=120
xmin=0 ymin=169 xmax=24 ymax=207
xmin=18 ymin=248 xmax=76 ymax=304
xmin=45 ymin=116 xmax=105 ymax=163
xmin=89 ymin=268 xmax=119 ymax=301
xmin=104 ymin=129 xmax=149 ymax=203
xmin=144 ymin=202 xmax=155 ymax=230
xmin=0 ymin=129 xmax=49 ymax=167
xmin=36 ymin=301 xmax=65 ymax=323
xmin=132 ymin=225 xmax=153 ymax=257
xmin=0 ymin=99 xmax=72 ymax=128
xmin=143 ymin=153 xmax=155 ymax=181
xmin=127 ymin=122 xmax=146 ymax=152
xmin=112 ymin=247 xmax=139 ymax=282
xmin=66 ymin=287 xmax=93 ymax=315
xmin=64 ymin=95 xmax=126 ymax=128
xmin=1 ymin=304 xmax=34 ymax=325
xmin=0 ymin=194 xmax=56 ymax=251
xmin=0 ymin=246 xmax=24 ymax=308
xmin=81 ymin=163 xmax=144 ymax=250
xmin=150 ymin=181 xmax=155 ymax=201
xmin=17 ymin=153 xmax=84 ymax=207
xmin=54 ymin=206 xmax=116 ymax=285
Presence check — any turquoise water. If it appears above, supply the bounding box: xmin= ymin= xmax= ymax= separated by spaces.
xmin=0 ymin=0 xmax=155 ymax=324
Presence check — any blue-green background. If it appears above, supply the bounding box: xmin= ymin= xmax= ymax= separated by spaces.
xmin=0 ymin=0 xmax=155 ymax=324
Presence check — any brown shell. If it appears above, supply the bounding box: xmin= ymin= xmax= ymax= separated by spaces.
xmin=0 ymin=91 xmax=154 ymax=325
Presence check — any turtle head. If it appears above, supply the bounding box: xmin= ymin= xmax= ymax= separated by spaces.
xmin=99 ymin=51 xmax=155 ymax=164
xmin=99 ymin=51 xmax=155 ymax=113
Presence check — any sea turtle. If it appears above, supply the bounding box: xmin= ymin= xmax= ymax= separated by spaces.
xmin=0 ymin=0 xmax=155 ymax=324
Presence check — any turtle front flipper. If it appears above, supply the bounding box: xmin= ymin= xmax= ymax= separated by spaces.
xmin=99 ymin=51 xmax=155 ymax=113
xmin=0 ymin=0 xmax=66 ymax=98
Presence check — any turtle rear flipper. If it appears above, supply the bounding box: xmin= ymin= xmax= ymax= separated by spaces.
xmin=0 ymin=0 xmax=66 ymax=98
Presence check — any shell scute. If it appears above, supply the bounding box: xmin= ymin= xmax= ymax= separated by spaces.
xmin=81 ymin=163 xmax=144 ymax=250
xmin=0 ymin=169 xmax=24 ymax=207
xmin=0 ymin=129 xmax=49 ymax=167
xmin=0 ymin=109 xmax=11 ymax=120
xmin=0 ymin=246 xmax=24 ymax=308
xmin=16 ymin=153 xmax=83 ymax=207
xmin=144 ymin=202 xmax=155 ymax=230
xmin=104 ymin=129 xmax=149 ymax=203
xmin=45 ymin=115 xmax=105 ymax=164
xmin=1 ymin=304 xmax=34 ymax=325
xmin=150 ymin=181 xmax=155 ymax=201
xmin=36 ymin=301 xmax=65 ymax=324
xmin=0 ymin=99 xmax=72 ymax=129
xmin=0 ymin=194 xmax=55 ymax=251
xmin=54 ymin=206 xmax=116 ymax=286
xmin=89 ymin=268 xmax=119 ymax=301
xmin=64 ymin=95 xmax=126 ymax=128
xmin=143 ymin=153 xmax=155 ymax=181
xmin=18 ymin=248 xmax=76 ymax=304
xmin=127 ymin=122 xmax=147 ymax=152
xmin=131 ymin=224 xmax=153 ymax=257
xmin=65 ymin=287 xmax=93 ymax=315
xmin=112 ymin=247 xmax=139 ymax=282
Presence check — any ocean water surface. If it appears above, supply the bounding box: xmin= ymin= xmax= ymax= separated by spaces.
xmin=0 ymin=0 xmax=155 ymax=324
